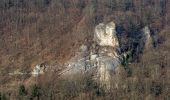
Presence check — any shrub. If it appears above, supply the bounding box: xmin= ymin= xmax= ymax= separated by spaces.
xmin=0 ymin=93 xmax=6 ymax=100
xmin=122 ymin=50 xmax=133 ymax=66
xmin=150 ymin=83 xmax=162 ymax=96
xmin=121 ymin=50 xmax=133 ymax=77
xmin=18 ymin=85 xmax=27 ymax=96
xmin=31 ymin=84 xmax=41 ymax=98
xmin=60 ymin=80 xmax=80 ymax=98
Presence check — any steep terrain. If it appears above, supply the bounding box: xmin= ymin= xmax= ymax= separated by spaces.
xmin=62 ymin=21 xmax=120 ymax=89
xmin=0 ymin=0 xmax=170 ymax=100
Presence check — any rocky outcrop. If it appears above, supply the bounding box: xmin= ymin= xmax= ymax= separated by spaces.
xmin=8 ymin=64 xmax=48 ymax=77
xmin=32 ymin=64 xmax=48 ymax=77
xmin=62 ymin=21 xmax=121 ymax=89
xmin=91 ymin=21 xmax=120 ymax=89
xmin=142 ymin=26 xmax=152 ymax=49
xmin=94 ymin=22 xmax=119 ymax=47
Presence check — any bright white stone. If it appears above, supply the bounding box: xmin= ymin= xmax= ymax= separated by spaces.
xmin=32 ymin=64 xmax=47 ymax=77
xmin=90 ymin=54 xmax=98 ymax=60
xmin=94 ymin=21 xmax=119 ymax=47
xmin=62 ymin=21 xmax=121 ymax=90
xmin=80 ymin=45 xmax=88 ymax=52
xmin=142 ymin=26 xmax=152 ymax=49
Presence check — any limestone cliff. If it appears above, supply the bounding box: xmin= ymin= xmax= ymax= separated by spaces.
xmin=94 ymin=22 xmax=119 ymax=47
xmin=62 ymin=21 xmax=121 ymax=89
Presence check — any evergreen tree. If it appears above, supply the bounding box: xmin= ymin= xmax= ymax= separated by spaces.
xmin=18 ymin=85 xmax=27 ymax=96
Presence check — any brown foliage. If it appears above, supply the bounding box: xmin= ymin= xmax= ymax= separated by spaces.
xmin=1 ymin=0 xmax=170 ymax=99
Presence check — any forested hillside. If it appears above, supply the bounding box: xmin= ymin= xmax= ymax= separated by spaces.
xmin=0 ymin=0 xmax=170 ymax=100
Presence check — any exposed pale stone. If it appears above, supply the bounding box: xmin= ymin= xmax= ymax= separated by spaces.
xmin=9 ymin=70 xmax=25 ymax=75
xmin=62 ymin=21 xmax=121 ymax=90
xmin=80 ymin=45 xmax=88 ymax=52
xmin=142 ymin=26 xmax=152 ymax=49
xmin=32 ymin=64 xmax=47 ymax=77
xmin=90 ymin=54 xmax=98 ymax=60
xmin=96 ymin=56 xmax=120 ymax=89
xmin=94 ymin=21 xmax=119 ymax=47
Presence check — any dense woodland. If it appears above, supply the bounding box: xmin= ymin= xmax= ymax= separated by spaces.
xmin=0 ymin=0 xmax=170 ymax=100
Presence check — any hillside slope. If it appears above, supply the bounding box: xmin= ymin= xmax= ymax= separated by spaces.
xmin=0 ymin=0 xmax=170 ymax=99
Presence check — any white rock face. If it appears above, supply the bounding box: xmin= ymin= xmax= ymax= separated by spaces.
xmin=96 ymin=56 xmax=120 ymax=89
xmin=8 ymin=64 xmax=48 ymax=77
xmin=94 ymin=22 xmax=119 ymax=47
xmin=62 ymin=21 xmax=121 ymax=90
xmin=142 ymin=26 xmax=152 ymax=49
xmin=32 ymin=64 xmax=47 ymax=77
xmin=9 ymin=70 xmax=25 ymax=75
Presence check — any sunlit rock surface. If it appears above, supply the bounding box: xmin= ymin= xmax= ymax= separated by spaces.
xmin=8 ymin=64 xmax=48 ymax=77
xmin=32 ymin=64 xmax=48 ymax=77
xmin=142 ymin=26 xmax=152 ymax=49
xmin=94 ymin=21 xmax=119 ymax=47
xmin=62 ymin=21 xmax=121 ymax=89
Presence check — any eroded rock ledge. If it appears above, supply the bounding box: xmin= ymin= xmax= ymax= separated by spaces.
xmin=62 ymin=21 xmax=121 ymax=89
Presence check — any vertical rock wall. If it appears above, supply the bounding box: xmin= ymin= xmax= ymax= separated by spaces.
xmin=61 ymin=21 xmax=121 ymax=90
xmin=94 ymin=21 xmax=120 ymax=89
